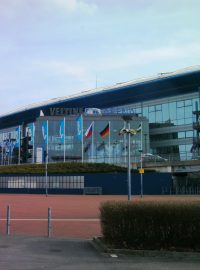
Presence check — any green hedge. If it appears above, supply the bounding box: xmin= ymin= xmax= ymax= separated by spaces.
xmin=0 ymin=162 xmax=126 ymax=174
xmin=100 ymin=201 xmax=200 ymax=251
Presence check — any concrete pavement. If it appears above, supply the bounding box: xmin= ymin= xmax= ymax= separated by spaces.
xmin=0 ymin=235 xmax=199 ymax=270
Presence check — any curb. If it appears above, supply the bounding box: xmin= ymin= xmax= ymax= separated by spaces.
xmin=92 ymin=237 xmax=200 ymax=259
xmin=92 ymin=237 xmax=109 ymax=253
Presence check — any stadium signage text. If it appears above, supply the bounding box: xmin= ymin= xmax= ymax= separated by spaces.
xmin=49 ymin=107 xmax=84 ymax=116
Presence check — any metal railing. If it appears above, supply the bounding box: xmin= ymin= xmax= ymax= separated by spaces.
xmin=0 ymin=150 xmax=197 ymax=167
xmin=162 ymin=186 xmax=200 ymax=195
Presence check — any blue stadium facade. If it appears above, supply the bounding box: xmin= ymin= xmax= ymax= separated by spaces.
xmin=0 ymin=66 xmax=200 ymax=165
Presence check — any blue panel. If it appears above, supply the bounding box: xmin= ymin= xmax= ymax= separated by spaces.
xmin=84 ymin=172 xmax=172 ymax=195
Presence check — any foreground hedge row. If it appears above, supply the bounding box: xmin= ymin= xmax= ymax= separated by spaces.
xmin=100 ymin=201 xmax=200 ymax=250
xmin=0 ymin=162 xmax=126 ymax=174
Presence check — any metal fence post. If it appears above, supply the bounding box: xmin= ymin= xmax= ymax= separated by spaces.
xmin=48 ymin=207 xmax=51 ymax=238
xmin=7 ymin=205 xmax=10 ymax=235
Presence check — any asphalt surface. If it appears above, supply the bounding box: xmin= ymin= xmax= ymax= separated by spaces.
xmin=0 ymin=236 xmax=199 ymax=270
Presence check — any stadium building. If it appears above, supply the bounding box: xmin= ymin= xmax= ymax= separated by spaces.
xmin=0 ymin=65 xmax=200 ymax=169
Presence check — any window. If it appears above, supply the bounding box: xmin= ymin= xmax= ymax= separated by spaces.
xmin=177 ymin=101 xmax=184 ymax=108
xmin=177 ymin=107 xmax=184 ymax=119
xmin=186 ymin=131 xmax=193 ymax=138
xmin=185 ymin=99 xmax=192 ymax=106
xmin=169 ymin=102 xmax=176 ymax=122
xmin=149 ymin=106 xmax=155 ymax=112
xmin=155 ymin=105 xmax=161 ymax=111
xmin=178 ymin=132 xmax=185 ymax=139
xmin=142 ymin=107 xmax=148 ymax=118
xmin=162 ymin=104 xmax=169 ymax=122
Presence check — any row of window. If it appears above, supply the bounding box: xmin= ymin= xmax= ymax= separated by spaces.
xmin=151 ymin=131 xmax=194 ymax=141
xmin=0 ymin=176 xmax=85 ymax=189
xmin=154 ymin=144 xmax=193 ymax=160
xmin=115 ymin=97 xmax=199 ymax=125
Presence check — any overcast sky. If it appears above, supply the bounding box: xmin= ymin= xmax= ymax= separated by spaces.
xmin=0 ymin=0 xmax=200 ymax=115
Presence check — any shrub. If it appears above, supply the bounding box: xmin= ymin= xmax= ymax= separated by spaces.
xmin=100 ymin=201 xmax=200 ymax=250
xmin=0 ymin=162 xmax=126 ymax=174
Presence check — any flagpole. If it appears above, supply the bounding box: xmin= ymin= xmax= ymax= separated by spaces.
xmin=1 ymin=133 xmax=4 ymax=165
xmin=32 ymin=123 xmax=35 ymax=164
xmin=127 ymin=121 xmax=131 ymax=201
xmin=3 ymin=133 xmax=5 ymax=165
xmin=92 ymin=121 xmax=94 ymax=162
xmin=8 ymin=134 xmax=10 ymax=165
xmin=64 ymin=117 xmax=66 ymax=162
xmin=18 ymin=126 xmax=21 ymax=165
xmin=45 ymin=120 xmax=49 ymax=197
xmin=81 ymin=115 xmax=84 ymax=163
xmin=108 ymin=121 xmax=111 ymax=163
xmin=124 ymin=121 xmax=127 ymax=166
xmin=47 ymin=120 xmax=49 ymax=164
xmin=140 ymin=121 xmax=143 ymax=198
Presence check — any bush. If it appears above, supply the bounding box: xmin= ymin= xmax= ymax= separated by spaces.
xmin=100 ymin=201 xmax=200 ymax=250
xmin=0 ymin=162 xmax=126 ymax=174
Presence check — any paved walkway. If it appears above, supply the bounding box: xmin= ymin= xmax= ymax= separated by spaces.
xmin=0 ymin=236 xmax=199 ymax=270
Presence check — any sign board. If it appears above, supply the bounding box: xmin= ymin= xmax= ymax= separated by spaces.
xmin=139 ymin=168 xmax=144 ymax=174
xmin=36 ymin=147 xmax=43 ymax=164
xmin=49 ymin=107 xmax=84 ymax=116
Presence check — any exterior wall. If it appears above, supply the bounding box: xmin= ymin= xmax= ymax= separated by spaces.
xmin=0 ymin=172 xmax=172 ymax=195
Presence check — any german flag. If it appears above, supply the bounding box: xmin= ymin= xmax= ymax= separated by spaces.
xmin=100 ymin=123 xmax=110 ymax=138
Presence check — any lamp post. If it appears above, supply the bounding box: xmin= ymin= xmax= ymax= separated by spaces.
xmin=45 ymin=151 xmax=48 ymax=197
xmin=139 ymin=121 xmax=143 ymax=198
xmin=127 ymin=121 xmax=131 ymax=200
xmin=119 ymin=117 xmax=144 ymax=201
xmin=120 ymin=116 xmax=134 ymax=201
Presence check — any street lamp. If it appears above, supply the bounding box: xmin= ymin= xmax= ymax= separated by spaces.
xmin=119 ymin=116 xmax=135 ymax=201
xmin=45 ymin=151 xmax=48 ymax=197
xmin=119 ymin=117 xmax=143 ymax=200
xmin=140 ymin=122 xmax=143 ymax=198
xmin=138 ymin=122 xmax=143 ymax=198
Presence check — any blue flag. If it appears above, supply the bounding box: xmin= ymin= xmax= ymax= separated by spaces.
xmin=15 ymin=126 xmax=20 ymax=148
xmin=59 ymin=119 xmax=65 ymax=144
xmin=76 ymin=115 xmax=83 ymax=141
xmin=27 ymin=123 xmax=34 ymax=144
xmin=42 ymin=121 xmax=48 ymax=145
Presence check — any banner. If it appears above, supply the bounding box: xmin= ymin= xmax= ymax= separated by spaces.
xmin=97 ymin=141 xmax=105 ymax=151
xmin=27 ymin=123 xmax=35 ymax=144
xmin=15 ymin=126 xmax=20 ymax=148
xmin=99 ymin=123 xmax=110 ymax=138
xmin=42 ymin=121 xmax=48 ymax=145
xmin=76 ymin=115 xmax=83 ymax=141
xmin=59 ymin=119 xmax=65 ymax=144
xmin=84 ymin=142 xmax=91 ymax=153
xmin=36 ymin=147 xmax=43 ymax=164
xmin=136 ymin=124 xmax=142 ymax=133
xmin=0 ymin=140 xmax=3 ymax=148
xmin=85 ymin=122 xmax=94 ymax=139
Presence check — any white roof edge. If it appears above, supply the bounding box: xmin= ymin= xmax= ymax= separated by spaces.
xmin=1 ymin=65 xmax=200 ymax=118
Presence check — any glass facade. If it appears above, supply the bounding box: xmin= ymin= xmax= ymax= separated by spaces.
xmin=106 ymin=93 xmax=199 ymax=161
xmin=0 ymin=115 xmax=148 ymax=166
xmin=0 ymin=126 xmax=19 ymax=165
xmin=141 ymin=98 xmax=196 ymax=126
